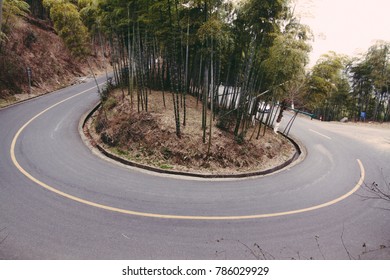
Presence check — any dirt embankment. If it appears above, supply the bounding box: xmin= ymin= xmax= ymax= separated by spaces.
xmin=0 ymin=16 xmax=106 ymax=107
xmin=87 ymin=90 xmax=296 ymax=175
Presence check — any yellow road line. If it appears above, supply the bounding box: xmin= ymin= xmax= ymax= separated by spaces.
xmin=10 ymin=87 xmax=366 ymax=220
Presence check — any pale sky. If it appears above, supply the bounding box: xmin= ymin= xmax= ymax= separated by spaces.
xmin=293 ymin=0 xmax=390 ymax=67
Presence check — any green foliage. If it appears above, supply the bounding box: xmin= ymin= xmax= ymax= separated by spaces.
xmin=0 ymin=0 xmax=3 ymax=32
xmin=349 ymin=41 xmax=390 ymax=121
xmin=366 ymin=42 xmax=390 ymax=90
xmin=239 ymin=0 xmax=289 ymax=54
xmin=306 ymin=52 xmax=351 ymax=121
xmin=2 ymin=0 xmax=30 ymax=20
xmin=262 ymin=19 xmax=312 ymax=98
xmin=197 ymin=15 xmax=225 ymax=43
xmin=43 ymin=0 xmax=89 ymax=58
xmin=103 ymin=96 xmax=117 ymax=110
xmin=159 ymin=163 xmax=173 ymax=170
xmin=1 ymin=0 xmax=30 ymax=41
xmin=0 ymin=0 xmax=31 ymax=96
xmin=78 ymin=0 xmax=100 ymax=31
xmin=0 ymin=28 xmax=6 ymax=44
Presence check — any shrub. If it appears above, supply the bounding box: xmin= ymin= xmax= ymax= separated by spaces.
xmin=103 ymin=96 xmax=117 ymax=110
xmin=0 ymin=51 xmax=26 ymax=95
xmin=24 ymin=30 xmax=37 ymax=48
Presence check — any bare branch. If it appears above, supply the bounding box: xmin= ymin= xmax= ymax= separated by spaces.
xmin=358 ymin=179 xmax=390 ymax=203
xmin=341 ymin=225 xmax=354 ymax=260
xmin=314 ymin=235 xmax=325 ymax=260
xmin=235 ymin=240 xmax=263 ymax=260
xmin=253 ymin=242 xmax=275 ymax=260
xmin=218 ymin=238 xmax=275 ymax=260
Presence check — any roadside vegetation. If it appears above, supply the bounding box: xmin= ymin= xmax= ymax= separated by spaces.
xmin=1 ymin=0 xmax=389 ymax=166
xmin=74 ymin=0 xmax=309 ymax=171
xmin=89 ymin=88 xmax=295 ymax=174
xmin=306 ymin=44 xmax=390 ymax=122
xmin=0 ymin=0 xmax=104 ymax=105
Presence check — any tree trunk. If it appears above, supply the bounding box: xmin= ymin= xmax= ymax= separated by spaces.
xmin=183 ymin=17 xmax=189 ymax=126
xmin=0 ymin=0 xmax=3 ymax=34
xmin=203 ymin=63 xmax=209 ymax=143
xmin=207 ymin=39 xmax=214 ymax=155
xmin=385 ymin=95 xmax=390 ymax=122
xmin=127 ymin=5 xmax=134 ymax=104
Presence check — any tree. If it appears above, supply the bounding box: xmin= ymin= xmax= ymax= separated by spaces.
xmin=262 ymin=17 xmax=311 ymax=103
xmin=364 ymin=42 xmax=389 ymax=122
xmin=0 ymin=0 xmax=30 ymax=38
xmin=349 ymin=57 xmax=375 ymax=121
xmin=349 ymin=41 xmax=390 ymax=122
xmin=25 ymin=0 xmax=49 ymax=19
xmin=43 ymin=0 xmax=89 ymax=58
xmin=196 ymin=1 xmax=232 ymax=150
xmin=306 ymin=52 xmax=351 ymax=121
xmin=1 ymin=0 xmax=30 ymax=91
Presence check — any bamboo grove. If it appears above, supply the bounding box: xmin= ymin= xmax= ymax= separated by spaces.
xmin=70 ymin=0 xmax=311 ymax=144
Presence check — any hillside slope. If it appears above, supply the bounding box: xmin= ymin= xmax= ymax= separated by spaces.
xmin=0 ymin=15 xmax=103 ymax=107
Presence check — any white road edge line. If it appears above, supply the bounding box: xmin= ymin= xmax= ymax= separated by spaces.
xmin=309 ymin=129 xmax=332 ymax=140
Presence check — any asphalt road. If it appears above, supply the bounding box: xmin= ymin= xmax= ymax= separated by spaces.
xmin=0 ymin=78 xmax=389 ymax=259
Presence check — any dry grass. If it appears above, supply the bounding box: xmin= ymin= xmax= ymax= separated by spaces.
xmin=1 ymin=17 xmax=107 ymax=107
xmin=90 ymin=88 xmax=295 ymax=174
